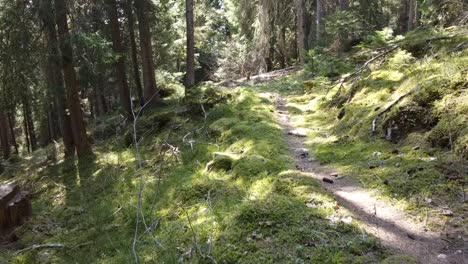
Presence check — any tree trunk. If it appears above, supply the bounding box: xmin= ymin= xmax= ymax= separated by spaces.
xmin=125 ymin=0 xmax=144 ymax=106
xmin=106 ymin=0 xmax=133 ymax=121
xmin=295 ymin=0 xmax=306 ymax=64
xmin=134 ymin=0 xmax=160 ymax=105
xmin=408 ymin=0 xmax=415 ymax=31
xmin=22 ymin=106 xmax=31 ymax=154
xmin=41 ymin=0 xmax=75 ymax=157
xmin=339 ymin=0 xmax=349 ymax=11
xmin=185 ymin=0 xmax=196 ymax=92
xmin=6 ymin=112 xmax=18 ymax=154
xmin=54 ymin=0 xmax=93 ymax=157
xmin=0 ymin=111 xmax=10 ymax=160
xmin=316 ymin=0 xmax=323 ymax=42
xmin=23 ymin=99 xmax=37 ymax=152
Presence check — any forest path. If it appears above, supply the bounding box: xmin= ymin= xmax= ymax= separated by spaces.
xmin=260 ymin=92 xmax=463 ymax=264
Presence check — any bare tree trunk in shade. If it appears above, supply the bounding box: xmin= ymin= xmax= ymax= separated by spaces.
xmin=41 ymin=0 xmax=75 ymax=157
xmin=134 ymin=0 xmax=160 ymax=105
xmin=316 ymin=0 xmax=323 ymax=42
xmin=339 ymin=0 xmax=348 ymax=11
xmin=106 ymin=0 xmax=133 ymax=121
xmin=0 ymin=111 xmax=10 ymax=159
xmin=54 ymin=0 xmax=93 ymax=157
xmin=185 ymin=0 xmax=195 ymax=93
xmin=6 ymin=112 xmax=18 ymax=154
xmin=22 ymin=97 xmax=37 ymax=152
xmin=408 ymin=0 xmax=415 ymax=31
xmin=125 ymin=0 xmax=144 ymax=105
xmin=295 ymin=0 xmax=306 ymax=64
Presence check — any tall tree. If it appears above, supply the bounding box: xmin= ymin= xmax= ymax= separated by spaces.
xmin=106 ymin=0 xmax=133 ymax=121
xmin=316 ymin=0 xmax=323 ymax=41
xmin=54 ymin=0 xmax=93 ymax=157
xmin=134 ymin=0 xmax=160 ymax=105
xmin=295 ymin=0 xmax=306 ymax=64
xmin=408 ymin=0 xmax=415 ymax=31
xmin=0 ymin=111 xmax=10 ymax=159
xmin=40 ymin=0 xmax=75 ymax=157
xmin=185 ymin=0 xmax=196 ymax=92
xmin=125 ymin=0 xmax=144 ymax=105
xmin=339 ymin=0 xmax=349 ymax=11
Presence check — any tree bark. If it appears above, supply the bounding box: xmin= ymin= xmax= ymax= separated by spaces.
xmin=106 ymin=0 xmax=133 ymax=121
xmin=316 ymin=0 xmax=323 ymax=42
xmin=295 ymin=0 xmax=306 ymax=64
xmin=408 ymin=0 xmax=415 ymax=31
xmin=185 ymin=0 xmax=196 ymax=92
xmin=23 ymin=99 xmax=37 ymax=152
xmin=54 ymin=0 xmax=93 ymax=157
xmin=339 ymin=0 xmax=349 ymax=11
xmin=0 ymin=111 xmax=10 ymax=160
xmin=6 ymin=112 xmax=18 ymax=154
xmin=125 ymin=0 xmax=144 ymax=106
xmin=134 ymin=0 xmax=160 ymax=105
xmin=41 ymin=0 xmax=75 ymax=157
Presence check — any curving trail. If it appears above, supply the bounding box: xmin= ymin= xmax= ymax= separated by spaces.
xmin=262 ymin=92 xmax=464 ymax=264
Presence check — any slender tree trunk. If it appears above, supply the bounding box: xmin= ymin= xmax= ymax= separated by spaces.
xmin=0 ymin=111 xmax=10 ymax=159
xmin=295 ymin=0 xmax=306 ymax=64
xmin=41 ymin=0 xmax=75 ymax=157
xmin=408 ymin=0 xmax=415 ymax=31
xmin=415 ymin=0 xmax=420 ymax=27
xmin=22 ymin=106 xmax=31 ymax=153
xmin=185 ymin=0 xmax=195 ymax=92
xmin=279 ymin=25 xmax=287 ymax=68
xmin=54 ymin=0 xmax=93 ymax=157
xmin=6 ymin=112 xmax=18 ymax=154
xmin=316 ymin=0 xmax=323 ymax=42
xmin=24 ymin=99 xmax=37 ymax=151
xmin=134 ymin=0 xmax=160 ymax=105
xmin=339 ymin=0 xmax=349 ymax=11
xmin=107 ymin=0 xmax=133 ymax=121
xmin=125 ymin=0 xmax=144 ymax=106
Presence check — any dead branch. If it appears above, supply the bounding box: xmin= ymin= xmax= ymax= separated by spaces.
xmin=15 ymin=244 xmax=65 ymax=254
xmin=346 ymin=45 xmax=399 ymax=102
xmin=371 ymin=86 xmax=421 ymax=133
xmin=377 ymin=86 xmax=421 ymax=117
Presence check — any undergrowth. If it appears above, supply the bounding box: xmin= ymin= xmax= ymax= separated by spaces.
xmin=0 ymin=88 xmax=390 ymax=263
xmin=274 ymin=26 xmax=467 ymax=237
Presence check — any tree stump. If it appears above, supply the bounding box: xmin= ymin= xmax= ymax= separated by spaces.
xmin=0 ymin=184 xmax=31 ymax=240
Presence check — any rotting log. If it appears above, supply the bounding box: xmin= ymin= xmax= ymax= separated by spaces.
xmin=0 ymin=184 xmax=31 ymax=240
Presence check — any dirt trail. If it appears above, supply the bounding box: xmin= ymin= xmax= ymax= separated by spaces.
xmin=265 ymin=92 xmax=464 ymax=264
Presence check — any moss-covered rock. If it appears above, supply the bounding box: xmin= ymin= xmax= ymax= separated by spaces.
xmin=205 ymin=153 xmax=234 ymax=172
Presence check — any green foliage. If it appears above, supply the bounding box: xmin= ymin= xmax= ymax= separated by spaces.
xmin=305 ymin=49 xmax=355 ymax=78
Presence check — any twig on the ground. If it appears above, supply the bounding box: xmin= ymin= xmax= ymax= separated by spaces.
xmin=131 ymin=92 xmax=160 ymax=264
xmin=15 ymin=244 xmax=65 ymax=254
xmin=206 ymin=190 xmax=218 ymax=264
xmin=371 ymin=86 xmax=421 ymax=133
xmin=181 ymin=206 xmax=204 ymax=259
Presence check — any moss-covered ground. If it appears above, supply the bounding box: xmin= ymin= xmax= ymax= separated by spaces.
xmin=1 ymin=26 xmax=466 ymax=263
xmin=261 ymin=27 xmax=467 ymax=238
xmin=1 ymin=86 xmax=392 ymax=263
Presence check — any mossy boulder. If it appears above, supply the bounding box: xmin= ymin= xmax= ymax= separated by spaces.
xmin=205 ymin=153 xmax=234 ymax=172
xmin=232 ymin=155 xmax=269 ymax=178
xmin=384 ymin=101 xmax=436 ymax=142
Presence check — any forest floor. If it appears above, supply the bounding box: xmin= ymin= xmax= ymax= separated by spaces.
xmin=263 ymin=89 xmax=460 ymax=264
xmin=1 ymin=28 xmax=467 ymax=264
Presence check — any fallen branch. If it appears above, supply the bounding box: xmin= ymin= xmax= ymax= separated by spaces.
xmin=346 ymin=45 xmax=399 ymax=102
xmin=16 ymin=244 xmax=65 ymax=254
xmin=371 ymin=86 xmax=421 ymax=133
